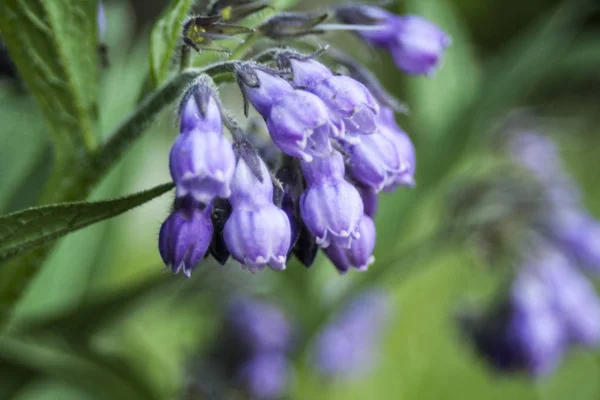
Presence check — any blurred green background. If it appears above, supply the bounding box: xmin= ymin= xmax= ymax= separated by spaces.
xmin=1 ymin=0 xmax=600 ymax=399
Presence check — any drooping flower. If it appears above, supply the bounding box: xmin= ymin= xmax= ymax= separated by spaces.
xmin=300 ymin=150 xmax=364 ymax=248
xmin=237 ymin=66 xmax=343 ymax=161
xmin=223 ymin=156 xmax=291 ymax=272
xmin=284 ymin=56 xmax=379 ymax=139
xmin=158 ymin=197 xmax=214 ymax=277
xmin=325 ymin=214 xmax=376 ymax=273
xmin=346 ymin=130 xmax=406 ymax=191
xmin=336 ymin=6 xmax=451 ymax=76
xmin=355 ymin=184 xmax=378 ymax=218
xmin=169 ymin=83 xmax=236 ymax=204
xmin=313 ymin=289 xmax=391 ymax=378
xmin=378 ymin=106 xmax=416 ymax=188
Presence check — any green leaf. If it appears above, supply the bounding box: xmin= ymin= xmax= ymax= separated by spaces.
xmin=17 ymin=274 xmax=172 ymax=339
xmin=0 ymin=0 xmax=99 ymax=155
xmin=149 ymin=0 xmax=194 ymax=86
xmin=0 ymin=183 xmax=173 ymax=262
xmin=0 ymin=336 xmax=160 ymax=400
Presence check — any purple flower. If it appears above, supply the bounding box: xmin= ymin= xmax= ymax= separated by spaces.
xmin=300 ymin=151 xmax=363 ymax=248
xmin=356 ymin=184 xmax=378 ymax=218
xmin=169 ymin=88 xmax=236 ymax=204
xmin=158 ymin=197 xmax=214 ymax=277
xmin=551 ymin=210 xmax=600 ymax=273
xmin=536 ymin=249 xmax=600 ymax=346
xmin=336 ymin=7 xmax=450 ymax=76
xmin=226 ymin=297 xmax=292 ymax=353
xmin=239 ymin=67 xmax=342 ymax=162
xmin=288 ymin=58 xmax=379 ymax=139
xmin=238 ymin=353 xmax=289 ymax=400
xmin=97 ymin=1 xmax=106 ymax=39
xmin=313 ymin=289 xmax=391 ymax=378
xmin=346 ymin=131 xmax=406 ymax=192
xmin=223 ymin=157 xmax=291 ymax=272
xmin=469 ymin=246 xmax=600 ymax=376
xmin=378 ymin=106 xmax=416 ymax=188
xmin=325 ymin=214 xmax=376 ymax=273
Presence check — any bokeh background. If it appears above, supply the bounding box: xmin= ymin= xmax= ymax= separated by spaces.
xmin=1 ymin=0 xmax=600 ymax=399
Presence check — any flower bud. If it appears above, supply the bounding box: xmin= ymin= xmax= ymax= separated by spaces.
xmin=170 ymin=85 xmax=236 ymax=204
xmin=224 ymin=157 xmax=292 ymax=272
xmin=158 ymin=197 xmax=214 ymax=277
xmin=300 ymin=151 xmax=363 ymax=248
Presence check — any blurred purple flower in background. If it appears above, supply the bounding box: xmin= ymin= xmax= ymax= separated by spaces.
xmin=508 ymin=132 xmax=600 ymax=273
xmin=467 ymin=245 xmax=600 ymax=376
xmin=313 ymin=289 xmax=392 ymax=379
xmin=219 ymin=297 xmax=294 ymax=399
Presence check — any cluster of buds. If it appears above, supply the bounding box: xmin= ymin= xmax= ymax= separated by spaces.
xmin=462 ymin=131 xmax=600 ymax=376
xmin=158 ymin=3 xmax=451 ymax=276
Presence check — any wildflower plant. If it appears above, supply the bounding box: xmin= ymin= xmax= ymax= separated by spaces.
xmin=1 ymin=0 xmax=600 ymax=398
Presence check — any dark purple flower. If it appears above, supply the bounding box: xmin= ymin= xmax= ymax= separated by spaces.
xmin=223 ymin=157 xmax=291 ymax=273
xmin=240 ymin=67 xmax=343 ymax=162
xmin=170 ymin=86 xmax=236 ymax=204
xmin=158 ymin=198 xmax=214 ymax=277
xmin=288 ymin=58 xmax=379 ymax=139
xmin=325 ymin=214 xmax=376 ymax=273
xmin=300 ymin=151 xmax=363 ymax=248
xmin=238 ymin=353 xmax=289 ymax=400
xmin=313 ymin=289 xmax=391 ymax=378
xmin=227 ymin=297 xmax=292 ymax=353
xmin=336 ymin=6 xmax=450 ymax=76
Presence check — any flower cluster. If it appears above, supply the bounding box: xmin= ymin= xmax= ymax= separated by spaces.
xmin=467 ymin=246 xmax=600 ymax=376
xmin=509 ymin=132 xmax=600 ymax=272
xmin=463 ymin=131 xmax=600 ymax=376
xmin=158 ymin=4 xmax=450 ymax=276
xmin=312 ymin=289 xmax=392 ymax=378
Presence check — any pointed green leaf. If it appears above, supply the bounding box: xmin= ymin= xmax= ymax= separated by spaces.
xmin=149 ymin=0 xmax=194 ymax=86
xmin=0 ymin=183 xmax=173 ymax=262
xmin=0 ymin=0 xmax=99 ymax=155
